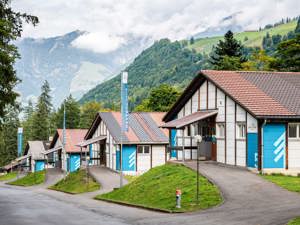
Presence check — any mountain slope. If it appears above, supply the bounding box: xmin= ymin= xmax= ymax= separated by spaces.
xmin=15 ymin=31 xmax=152 ymax=107
xmin=79 ymin=39 xmax=205 ymax=109
xmin=189 ymin=20 xmax=297 ymax=53
xmin=79 ymin=20 xmax=297 ymax=109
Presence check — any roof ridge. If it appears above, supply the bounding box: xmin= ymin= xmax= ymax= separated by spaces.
xmin=202 ymin=69 xmax=300 ymax=75
xmin=202 ymin=70 xmax=295 ymax=116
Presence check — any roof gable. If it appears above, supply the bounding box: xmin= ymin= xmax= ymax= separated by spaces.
xmin=164 ymin=70 xmax=300 ymax=121
xmin=50 ymin=129 xmax=87 ymax=153
xmin=86 ymin=112 xmax=169 ymax=144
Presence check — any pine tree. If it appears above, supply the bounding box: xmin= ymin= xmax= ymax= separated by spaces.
xmin=56 ymin=95 xmax=81 ymax=129
xmin=190 ymin=36 xmax=195 ymax=45
xmin=210 ymin=30 xmax=246 ymax=70
xmin=295 ymin=17 xmax=300 ymax=34
xmin=40 ymin=80 xmax=52 ymax=115
xmin=31 ymin=81 xmax=53 ymax=140
xmin=22 ymin=100 xmax=35 ymax=152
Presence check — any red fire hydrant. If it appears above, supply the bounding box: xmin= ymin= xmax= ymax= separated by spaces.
xmin=176 ymin=189 xmax=181 ymax=208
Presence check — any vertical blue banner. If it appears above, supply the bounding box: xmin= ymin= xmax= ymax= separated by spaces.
xmin=17 ymin=127 xmax=23 ymax=157
xmin=121 ymin=71 xmax=129 ymax=132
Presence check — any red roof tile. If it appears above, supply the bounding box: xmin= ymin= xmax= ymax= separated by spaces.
xmin=56 ymin=129 xmax=88 ymax=153
xmin=201 ymin=70 xmax=297 ymax=116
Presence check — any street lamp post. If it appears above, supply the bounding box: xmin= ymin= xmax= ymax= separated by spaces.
xmin=194 ymin=135 xmax=202 ymax=204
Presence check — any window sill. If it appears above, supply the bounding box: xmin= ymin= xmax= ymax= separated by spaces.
xmin=288 ymin=138 xmax=300 ymax=141
xmin=236 ymin=138 xmax=246 ymax=141
xmin=216 ymin=137 xmax=225 ymax=140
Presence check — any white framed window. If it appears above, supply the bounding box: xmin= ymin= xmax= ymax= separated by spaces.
xmin=217 ymin=123 xmax=225 ymax=138
xmin=288 ymin=123 xmax=300 ymax=139
xmin=137 ymin=145 xmax=150 ymax=154
xmin=236 ymin=123 xmax=246 ymax=139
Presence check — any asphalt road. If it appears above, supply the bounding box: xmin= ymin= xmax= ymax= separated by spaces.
xmin=0 ymin=185 xmax=129 ymax=225
xmin=1 ymin=162 xmax=300 ymax=225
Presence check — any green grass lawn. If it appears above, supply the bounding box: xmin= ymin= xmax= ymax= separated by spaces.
xmin=261 ymin=174 xmax=300 ymax=193
xmin=8 ymin=170 xmax=45 ymax=186
xmin=96 ymin=163 xmax=222 ymax=212
xmin=288 ymin=217 xmax=300 ymax=225
xmin=0 ymin=172 xmax=17 ymax=181
xmin=124 ymin=175 xmax=139 ymax=183
xmin=49 ymin=169 xmax=100 ymax=194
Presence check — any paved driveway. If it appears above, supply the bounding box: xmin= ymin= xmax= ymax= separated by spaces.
xmin=139 ymin=161 xmax=300 ymax=225
xmin=1 ymin=162 xmax=300 ymax=225
xmin=87 ymin=166 xmax=128 ymax=195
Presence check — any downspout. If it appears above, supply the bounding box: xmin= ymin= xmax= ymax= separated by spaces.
xmin=261 ymin=119 xmax=267 ymax=174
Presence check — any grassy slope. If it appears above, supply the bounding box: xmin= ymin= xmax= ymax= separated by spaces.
xmin=96 ymin=163 xmax=222 ymax=212
xmin=188 ymin=20 xmax=297 ymax=53
xmin=8 ymin=171 xmax=45 ymax=186
xmin=289 ymin=217 xmax=300 ymax=225
xmin=0 ymin=172 xmax=17 ymax=181
xmin=49 ymin=169 xmax=100 ymax=194
xmin=262 ymin=174 xmax=300 ymax=193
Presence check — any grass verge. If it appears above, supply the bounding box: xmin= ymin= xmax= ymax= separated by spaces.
xmin=288 ymin=217 xmax=300 ymax=225
xmin=49 ymin=169 xmax=100 ymax=194
xmin=96 ymin=163 xmax=222 ymax=212
xmin=8 ymin=170 xmax=45 ymax=186
xmin=0 ymin=172 xmax=17 ymax=181
xmin=124 ymin=175 xmax=139 ymax=183
xmin=261 ymin=174 xmax=300 ymax=193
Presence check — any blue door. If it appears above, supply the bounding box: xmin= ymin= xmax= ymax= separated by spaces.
xmin=247 ymin=133 xmax=258 ymax=168
xmin=35 ymin=160 xmax=45 ymax=172
xmin=68 ymin=154 xmax=81 ymax=172
xmin=122 ymin=145 xmax=136 ymax=171
xmin=171 ymin=129 xmax=177 ymax=158
xmin=263 ymin=124 xmax=286 ymax=169
xmin=116 ymin=150 xmax=120 ymax=171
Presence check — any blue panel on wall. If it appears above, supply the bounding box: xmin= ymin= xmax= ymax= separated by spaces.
xmin=247 ymin=133 xmax=258 ymax=168
xmin=171 ymin=129 xmax=177 ymax=158
xmin=263 ymin=124 xmax=286 ymax=169
xmin=69 ymin=154 xmax=81 ymax=172
xmin=116 ymin=150 xmax=120 ymax=171
xmin=122 ymin=145 xmax=136 ymax=171
xmin=35 ymin=160 xmax=45 ymax=172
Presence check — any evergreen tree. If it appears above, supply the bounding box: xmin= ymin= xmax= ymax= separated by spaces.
xmin=295 ymin=17 xmax=300 ymax=34
xmin=190 ymin=36 xmax=195 ymax=45
xmin=0 ymin=105 xmax=20 ymax=166
xmin=39 ymin=80 xmax=52 ymax=114
xmin=32 ymin=100 xmax=49 ymax=140
xmin=31 ymin=81 xmax=53 ymax=140
xmin=210 ymin=30 xmax=246 ymax=70
xmin=56 ymin=95 xmax=81 ymax=129
xmin=272 ymin=35 xmax=300 ymax=72
xmin=22 ymin=100 xmax=35 ymax=152
xmin=0 ymin=1 xmax=38 ymax=119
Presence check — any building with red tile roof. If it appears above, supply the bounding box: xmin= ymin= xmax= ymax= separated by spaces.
xmin=163 ymin=70 xmax=300 ymax=173
xmin=45 ymin=129 xmax=88 ymax=172
xmin=83 ymin=112 xmax=169 ymax=174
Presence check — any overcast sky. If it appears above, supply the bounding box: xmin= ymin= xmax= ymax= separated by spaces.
xmin=13 ymin=0 xmax=300 ymax=53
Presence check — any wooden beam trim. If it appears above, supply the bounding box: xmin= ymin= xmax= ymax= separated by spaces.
xmin=225 ymin=95 xmax=227 ymax=164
